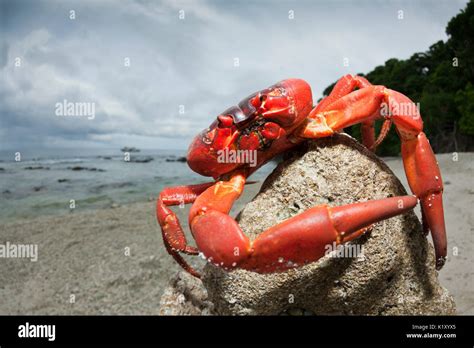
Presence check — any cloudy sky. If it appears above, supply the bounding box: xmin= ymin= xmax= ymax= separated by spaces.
xmin=0 ymin=0 xmax=469 ymax=150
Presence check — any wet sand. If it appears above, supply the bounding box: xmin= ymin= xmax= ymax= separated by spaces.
xmin=0 ymin=153 xmax=472 ymax=314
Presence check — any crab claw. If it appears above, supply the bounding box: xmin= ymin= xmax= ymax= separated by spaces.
xmin=190 ymin=191 xmax=418 ymax=273
xmin=242 ymin=195 xmax=419 ymax=272
xmin=329 ymin=195 xmax=418 ymax=240
xmin=187 ymin=129 xmax=240 ymax=178
xmin=262 ymin=79 xmax=313 ymax=127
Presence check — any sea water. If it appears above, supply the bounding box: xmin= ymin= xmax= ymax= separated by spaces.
xmin=0 ymin=148 xmax=275 ymax=222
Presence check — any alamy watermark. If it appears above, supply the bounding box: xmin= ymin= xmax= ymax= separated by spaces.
xmin=18 ymin=322 xmax=55 ymax=341
xmin=217 ymin=148 xmax=257 ymax=167
xmin=380 ymin=101 xmax=421 ymax=118
xmin=0 ymin=242 xmax=38 ymax=262
xmin=325 ymin=242 xmax=364 ymax=260
xmin=55 ymin=99 xmax=95 ymax=120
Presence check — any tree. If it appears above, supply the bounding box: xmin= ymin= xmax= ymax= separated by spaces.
xmin=321 ymin=0 xmax=474 ymax=155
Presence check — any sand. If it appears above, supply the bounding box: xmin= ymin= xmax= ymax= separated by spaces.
xmin=0 ymin=153 xmax=472 ymax=314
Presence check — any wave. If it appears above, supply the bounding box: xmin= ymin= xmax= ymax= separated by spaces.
xmin=21 ymin=158 xmax=86 ymax=165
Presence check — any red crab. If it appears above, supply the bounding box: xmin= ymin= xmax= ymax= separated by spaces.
xmin=157 ymin=75 xmax=446 ymax=278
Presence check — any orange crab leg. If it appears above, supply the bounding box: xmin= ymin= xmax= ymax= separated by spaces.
xmin=188 ymin=171 xmax=417 ymax=273
xmin=314 ymin=74 xmax=381 ymax=149
xmin=157 ymin=180 xmax=260 ymax=277
xmin=401 ymin=132 xmax=446 ymax=269
xmin=305 ymin=85 xmax=447 ymax=269
xmin=156 ymin=182 xmax=216 ymax=278
xmin=298 ymin=83 xmax=386 ymax=147
xmin=313 ymin=74 xmax=371 ymax=114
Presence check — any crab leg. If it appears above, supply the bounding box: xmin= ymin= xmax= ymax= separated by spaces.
xmin=314 ymin=74 xmax=381 ymax=149
xmin=314 ymin=74 xmax=371 ymax=114
xmin=188 ymin=171 xmax=417 ymax=274
xmin=305 ymin=85 xmax=447 ymax=269
xmin=156 ymin=182 xmax=216 ymax=277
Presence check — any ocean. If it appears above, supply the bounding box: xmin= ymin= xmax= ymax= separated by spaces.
xmin=0 ymin=148 xmax=276 ymax=222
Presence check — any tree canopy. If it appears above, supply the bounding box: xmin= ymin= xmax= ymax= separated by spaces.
xmin=322 ymin=0 xmax=474 ymax=155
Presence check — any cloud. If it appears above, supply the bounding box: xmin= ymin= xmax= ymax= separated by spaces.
xmin=0 ymin=0 xmax=469 ymax=149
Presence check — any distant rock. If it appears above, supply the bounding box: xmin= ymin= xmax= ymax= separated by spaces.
xmin=57 ymin=179 xmax=70 ymax=183
xmin=33 ymin=186 xmax=46 ymax=192
xmin=165 ymin=156 xmax=187 ymax=163
xmin=129 ymin=156 xmax=153 ymax=163
xmin=24 ymin=166 xmax=50 ymax=170
xmin=68 ymin=166 xmax=105 ymax=172
xmin=98 ymin=156 xmax=112 ymax=160
xmin=0 ymin=168 xmax=4 ymax=172
xmin=121 ymin=147 xmax=140 ymax=153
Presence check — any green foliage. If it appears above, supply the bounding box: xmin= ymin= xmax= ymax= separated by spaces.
xmin=456 ymin=83 xmax=474 ymax=135
xmin=322 ymin=0 xmax=474 ymax=155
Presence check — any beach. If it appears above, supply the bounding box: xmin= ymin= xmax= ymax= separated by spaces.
xmin=0 ymin=153 xmax=472 ymax=314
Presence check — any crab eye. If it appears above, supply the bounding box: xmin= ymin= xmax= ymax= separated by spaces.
xmin=202 ymin=128 xmax=215 ymax=144
xmin=250 ymin=93 xmax=265 ymax=108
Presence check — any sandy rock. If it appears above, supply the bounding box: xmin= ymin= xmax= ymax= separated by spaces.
xmin=158 ymin=271 xmax=214 ymax=315
xmin=160 ymin=133 xmax=456 ymax=315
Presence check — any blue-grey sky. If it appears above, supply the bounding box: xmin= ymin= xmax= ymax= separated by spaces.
xmin=0 ymin=0 xmax=469 ymax=150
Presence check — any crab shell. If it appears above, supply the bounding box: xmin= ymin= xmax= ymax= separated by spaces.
xmin=187 ymin=79 xmax=313 ymax=178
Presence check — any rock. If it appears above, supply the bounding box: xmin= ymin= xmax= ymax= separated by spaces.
xmin=68 ymin=166 xmax=105 ymax=172
xmin=121 ymin=147 xmax=140 ymax=153
xmin=159 ymin=133 xmax=456 ymax=315
xmin=58 ymin=178 xmax=70 ymax=183
xmin=24 ymin=166 xmax=50 ymax=170
xmin=158 ymin=272 xmax=214 ymax=315
xmin=165 ymin=156 xmax=187 ymax=163
xmin=287 ymin=307 xmax=305 ymax=316
xmin=129 ymin=156 xmax=153 ymax=163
